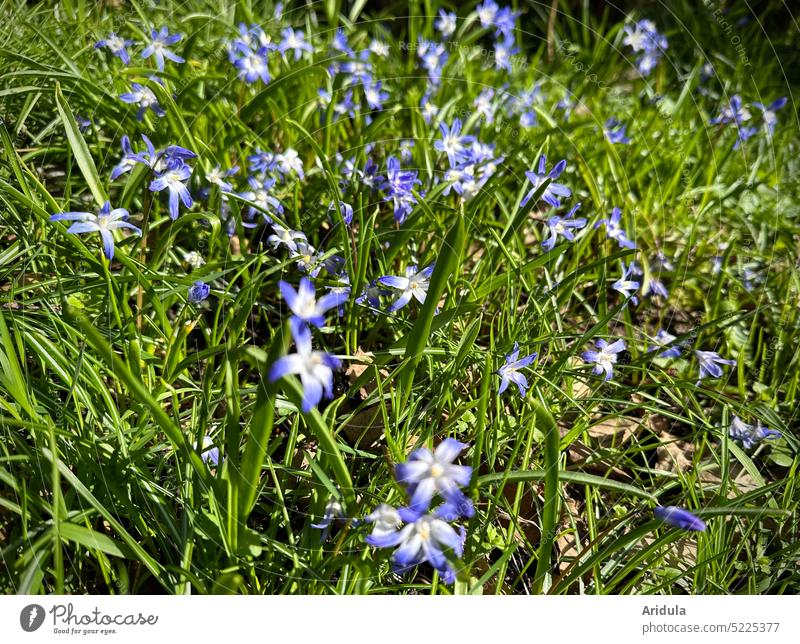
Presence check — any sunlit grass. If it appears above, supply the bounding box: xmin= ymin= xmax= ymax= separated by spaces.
xmin=0 ymin=0 xmax=798 ymax=595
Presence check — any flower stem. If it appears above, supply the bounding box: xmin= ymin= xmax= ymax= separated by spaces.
xmin=531 ymin=398 xmax=560 ymax=594
xmin=136 ymin=183 xmax=153 ymax=331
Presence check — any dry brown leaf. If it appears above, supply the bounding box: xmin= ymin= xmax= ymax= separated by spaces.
xmin=699 ymin=463 xmax=759 ymax=498
xmin=340 ymin=405 xmax=386 ymax=449
xmin=586 ymin=417 xmax=639 ymax=447
xmin=640 ymin=535 xmax=697 ymax=570
xmin=655 ymin=431 xmax=694 ymax=473
xmin=345 ymin=348 xmax=388 ymax=398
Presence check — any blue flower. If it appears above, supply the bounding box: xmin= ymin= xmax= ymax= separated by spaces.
xmin=340 ymin=52 xmax=374 ymax=85
xmin=649 ymin=329 xmax=682 ymax=358
xmin=312 ymin=498 xmax=344 ymax=540
xmin=239 ymin=176 xmax=284 ymax=223
xmin=95 ymin=33 xmax=134 ymax=64
xmin=710 ymin=95 xmax=757 ymax=149
xmin=274 ymin=149 xmax=305 ymax=180
xmin=125 ymin=134 xmax=158 ymax=171
xmin=331 ymin=28 xmax=353 ymax=56
xmin=417 ymin=38 xmax=448 ymax=85
xmin=556 ymin=92 xmax=574 ymax=118
xmin=694 ymin=350 xmax=736 ymax=382
xmin=369 ymin=39 xmax=390 ymax=57
xmin=378 ymin=264 xmax=434 ymax=312
xmin=752 ymin=97 xmax=787 ymax=138
xmin=612 ymin=262 xmax=640 ymax=304
xmin=141 ymin=27 xmax=184 ymax=71
xmin=595 ymin=206 xmax=635 ymax=249
xmin=492 ymin=6 xmax=520 ymax=38
xmin=321 ymin=255 xmax=346 ymax=278
xmin=268 ymin=322 xmax=341 ymax=412
xmin=120 ymin=83 xmax=165 ymax=121
xmin=366 ymin=504 xmax=465 ymax=583
xmin=729 ymin=416 xmax=781 ymax=449
xmin=521 ymin=154 xmax=571 ymax=208
xmin=291 ymin=241 xmax=323 ymax=276
xmin=358 ymin=156 xmax=385 ymax=190
xmin=654 ymin=506 xmax=705 ymax=532
xmin=232 ymin=43 xmax=272 ymax=84
xmin=420 ymin=93 xmax=439 ymax=124
xmin=363 ymin=504 xmax=402 ymax=539
xmin=363 ymin=79 xmax=389 ymax=110
xmin=227 ymin=23 xmax=269 ymax=56
xmin=278 ymin=28 xmax=313 ymax=61
xmin=493 ymin=34 xmax=519 ymax=71
xmin=149 ymin=159 xmax=193 ymax=220
xmin=324 ymin=88 xmax=356 ymax=120
xmin=382 ymin=156 xmax=421 ymax=223
xmin=435 ymin=119 xmax=475 ymax=167
xmin=267 ymin=224 xmax=307 ymax=254
xmin=355 ymin=280 xmax=389 ymax=312
xmin=643 ymin=278 xmax=668 ymax=299
xmin=435 ymin=10 xmax=457 ymax=38
xmin=199 ymin=435 xmax=220 ymax=467
xmin=247 ymin=148 xmax=276 ymax=175
xmin=188 ymin=280 xmax=210 ymax=304
xmin=328 ymin=200 xmax=354 ymax=226
xmin=154 ymin=143 xmax=197 ymax=171
xmin=474 ymin=89 xmax=498 ymax=124
xmin=497 ymin=343 xmax=537 ymax=396
xmin=604 ymin=117 xmax=631 ymax=144
xmin=622 ymin=19 xmax=665 ymax=52
xmin=50 ymin=201 xmax=141 ymax=260
xmin=710 ymin=94 xmax=750 ymax=126
xmin=476 ymin=0 xmax=500 ymax=30
xmin=395 ymin=438 xmax=473 ymax=517
xmin=582 ymin=338 xmax=626 ymax=381
xmin=110 ymin=135 xmax=140 ymax=180
xmin=541 ymin=202 xmax=587 ymax=250
xmin=76 ymin=115 xmax=91 ymax=132
xmin=111 ymin=134 xmax=196 ymax=179
xmin=327 ymin=275 xmax=351 ymax=318
xmin=278 ymin=277 xmax=349 ymax=330
xmin=205 ymin=165 xmax=239 ymax=192
xmin=399 ymin=140 xmax=415 ymax=163
xmin=622 ymin=19 xmax=667 ymax=76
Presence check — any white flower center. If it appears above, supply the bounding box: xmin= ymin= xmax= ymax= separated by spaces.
xmin=140 ymin=89 xmax=155 ymax=107
xmin=443 ymin=134 xmax=460 ymax=156
xmin=627 ymin=32 xmax=646 ymax=49
xmin=297 ymin=294 xmax=316 ymax=318
xmin=417 ymin=520 xmax=432 ymax=541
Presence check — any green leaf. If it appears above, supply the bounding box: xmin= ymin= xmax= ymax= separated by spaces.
xmin=59 ymin=522 xmax=135 ymax=559
xmin=65 ymin=308 xmax=211 ymax=482
xmin=400 ymin=213 xmax=466 ymax=399
xmin=477 ymin=469 xmax=658 ymax=501
xmin=238 ymin=328 xmax=290 ymax=517
xmin=54 ymin=83 xmax=107 ymax=205
xmin=42 ymin=448 xmax=169 ymax=590
xmin=278 ymin=376 xmax=355 ymax=507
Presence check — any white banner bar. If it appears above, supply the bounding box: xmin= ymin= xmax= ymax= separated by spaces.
xmin=1 ymin=595 xmax=798 ymax=643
